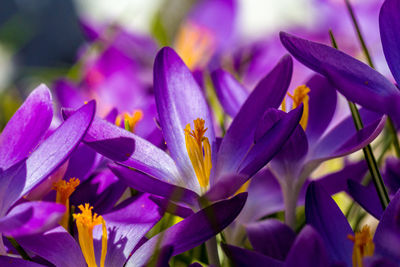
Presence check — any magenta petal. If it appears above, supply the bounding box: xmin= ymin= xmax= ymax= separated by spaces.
xmin=211 ymin=69 xmax=248 ymax=117
xmin=2 ymin=201 xmax=65 ymax=237
xmin=22 ymin=101 xmax=95 ymax=197
xmin=16 ymin=226 xmax=86 ymax=267
xmin=216 ymin=55 xmax=293 ymax=177
xmin=53 ymin=79 xmax=85 ymax=109
xmin=153 ymin=47 xmax=216 ymax=192
xmin=0 ymin=85 xmax=52 ymax=170
xmin=379 ymin=0 xmax=400 ymax=85
xmin=127 ymin=193 xmax=247 ymax=266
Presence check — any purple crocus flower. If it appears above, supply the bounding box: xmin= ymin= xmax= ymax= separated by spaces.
xmin=63 ymin=47 xmax=302 ymax=209
xmin=279 ymin=0 xmax=400 ymax=125
xmin=212 ymin=67 xmax=385 ymax=227
xmin=0 ymin=85 xmax=95 ymax=253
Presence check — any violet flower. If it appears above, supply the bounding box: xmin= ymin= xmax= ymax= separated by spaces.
xmin=0 ymin=85 xmax=95 ymax=253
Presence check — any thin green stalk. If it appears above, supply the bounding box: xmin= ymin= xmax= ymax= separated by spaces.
xmin=344 ymin=0 xmax=400 ymax=158
xmin=329 ymin=31 xmax=389 ymax=209
xmin=7 ymin=237 xmax=32 ymax=261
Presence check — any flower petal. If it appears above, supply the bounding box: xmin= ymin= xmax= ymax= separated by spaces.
xmin=127 ymin=193 xmax=247 ymax=266
xmin=154 ymin=47 xmax=216 ymax=192
xmin=0 ymin=256 xmax=46 ymax=267
xmin=0 ymin=85 xmax=52 ymax=170
xmin=379 ymin=0 xmax=400 ymax=85
xmin=347 ymin=180 xmax=383 ymax=219
xmin=211 ymin=69 xmax=248 ymax=117
xmin=216 ymin=55 xmax=293 ymax=177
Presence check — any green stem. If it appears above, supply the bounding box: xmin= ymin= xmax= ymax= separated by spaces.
xmin=330 ymin=31 xmax=390 ymax=209
xmin=7 ymin=237 xmax=32 ymax=261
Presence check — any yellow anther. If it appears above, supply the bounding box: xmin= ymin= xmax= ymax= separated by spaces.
xmin=115 ymin=109 xmax=143 ymax=133
xmin=184 ymin=118 xmax=212 ymax=191
xmin=347 ymin=225 xmax=375 ymax=267
xmin=175 ymin=21 xmax=216 ymax=70
xmin=52 ymin=178 xmax=80 ymax=229
xmin=236 ymin=180 xmax=250 ymax=195
xmin=73 ymin=204 xmax=107 ymax=267
xmin=284 ymin=85 xmax=310 ymax=130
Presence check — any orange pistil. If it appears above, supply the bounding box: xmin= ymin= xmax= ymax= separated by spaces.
xmin=52 ymin=178 xmax=80 ymax=229
xmin=282 ymin=85 xmax=310 ymax=130
xmin=347 ymin=225 xmax=375 ymax=267
xmin=115 ymin=109 xmax=143 ymax=133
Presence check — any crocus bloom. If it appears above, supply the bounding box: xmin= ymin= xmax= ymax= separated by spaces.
xmin=0 ymin=85 xmax=95 ymax=253
xmin=212 ymin=67 xmax=384 ymax=227
xmin=63 ymin=47 xmax=302 ymax=209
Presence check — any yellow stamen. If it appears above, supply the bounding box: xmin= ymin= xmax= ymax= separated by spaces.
xmin=73 ymin=204 xmax=107 ymax=267
xmin=175 ymin=21 xmax=216 ymax=70
xmin=52 ymin=178 xmax=80 ymax=229
xmin=347 ymin=225 xmax=375 ymax=267
xmin=184 ymin=118 xmax=212 ymax=190
xmin=115 ymin=109 xmax=143 ymax=133
xmin=236 ymin=180 xmax=250 ymax=195
xmin=285 ymin=85 xmax=310 ymax=130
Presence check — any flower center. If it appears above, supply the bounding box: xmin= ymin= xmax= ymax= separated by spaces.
xmin=52 ymin=178 xmax=80 ymax=229
xmin=73 ymin=204 xmax=107 ymax=267
xmin=184 ymin=118 xmax=212 ymax=191
xmin=347 ymin=225 xmax=375 ymax=267
xmin=115 ymin=109 xmax=143 ymax=133
xmin=282 ymin=85 xmax=310 ymax=130
xmin=175 ymin=21 xmax=216 ymax=70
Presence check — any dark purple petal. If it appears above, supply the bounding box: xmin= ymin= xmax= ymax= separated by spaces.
xmin=383 ymin=157 xmax=400 ymax=194
xmin=154 ymin=47 xmax=216 ymax=192
xmin=221 ymin=243 xmax=283 ymax=267
xmin=246 ymin=219 xmax=296 ymax=261
xmin=64 ymin=144 xmax=102 ymax=182
xmin=92 ymin=194 xmax=162 ymax=267
xmin=284 ymin=225 xmax=329 ymax=267
xmin=2 ymin=201 xmax=64 ymax=237
xmin=305 ymin=74 xmax=337 ymax=143
xmin=109 ymin=163 xmax=199 ymax=206
xmin=305 ymin=182 xmax=353 ymax=266
xmin=238 ymin=106 xmax=303 ymax=177
xmin=211 ymin=69 xmax=248 ymax=117
xmin=127 ymin=193 xmax=247 ymax=266
xmin=150 ymin=196 xmax=194 ymax=218
xmin=204 ymin=173 xmax=247 ymax=202
xmin=280 ymin=32 xmax=400 ymax=121
xmin=0 ymin=256 xmax=46 ymax=267
xmin=363 ymin=256 xmax=398 ymax=267
xmin=16 ymin=226 xmax=86 ymax=267
xmin=216 ymin=55 xmax=293 ymax=177
xmin=21 ymin=101 xmax=95 ymax=197
xmin=62 ymin=110 xmax=184 ymax=189
xmin=374 ymin=188 xmax=400 ymax=262
xmin=347 ymin=180 xmax=383 ymax=219
xmin=379 ymin=0 xmax=400 ymax=84
xmin=0 ymin=85 xmax=52 ymax=170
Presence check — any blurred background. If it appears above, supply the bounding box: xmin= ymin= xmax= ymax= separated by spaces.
xmin=0 ymin=0 xmax=384 ymax=127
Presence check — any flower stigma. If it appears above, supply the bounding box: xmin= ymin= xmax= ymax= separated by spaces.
xmin=184 ymin=118 xmax=212 ymax=192
xmin=115 ymin=109 xmax=143 ymax=133
xmin=73 ymin=204 xmax=108 ymax=267
xmin=175 ymin=21 xmax=216 ymax=70
xmin=52 ymin=177 xmax=80 ymax=229
xmin=282 ymin=85 xmax=310 ymax=130
xmin=347 ymin=225 xmax=375 ymax=267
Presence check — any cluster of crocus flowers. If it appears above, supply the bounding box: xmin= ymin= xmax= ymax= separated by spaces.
xmin=2 ymin=0 xmax=400 ymax=266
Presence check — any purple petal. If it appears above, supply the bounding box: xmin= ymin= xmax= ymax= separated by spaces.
xmin=216 ymin=55 xmax=293 ymax=177
xmin=53 ymin=79 xmax=85 ymax=109
xmin=305 ymin=182 xmax=353 ymax=266
xmin=153 ymin=47 xmax=215 ymax=192
xmin=305 ymin=74 xmax=337 ymax=143
xmin=211 ymin=69 xmax=248 ymax=117
xmin=127 ymin=193 xmax=247 ymax=266
xmin=16 ymin=226 xmax=86 ymax=267
xmin=2 ymin=201 xmax=65 ymax=237
xmin=374 ymin=188 xmax=400 ymax=262
xmin=204 ymin=173 xmax=247 ymax=202
xmin=284 ymin=225 xmax=329 ymax=267
xmin=280 ymin=32 xmax=400 ymax=121
xmin=62 ymin=109 xmax=184 ymax=189
xmin=221 ymin=244 xmax=283 ymax=267
xmin=150 ymin=196 xmax=194 ymax=218
xmin=383 ymin=157 xmax=400 ymax=195
xmin=21 ymin=101 xmax=95 ymax=197
xmin=93 ymin=194 xmax=162 ymax=267
xmin=109 ymin=163 xmax=199 ymax=206
xmin=379 ymin=0 xmax=400 ymax=85
xmin=0 ymin=85 xmax=52 ymax=170
xmin=0 ymin=256 xmax=46 ymax=267
xmin=347 ymin=180 xmax=384 ymax=219
xmin=246 ymin=219 xmax=296 ymax=261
